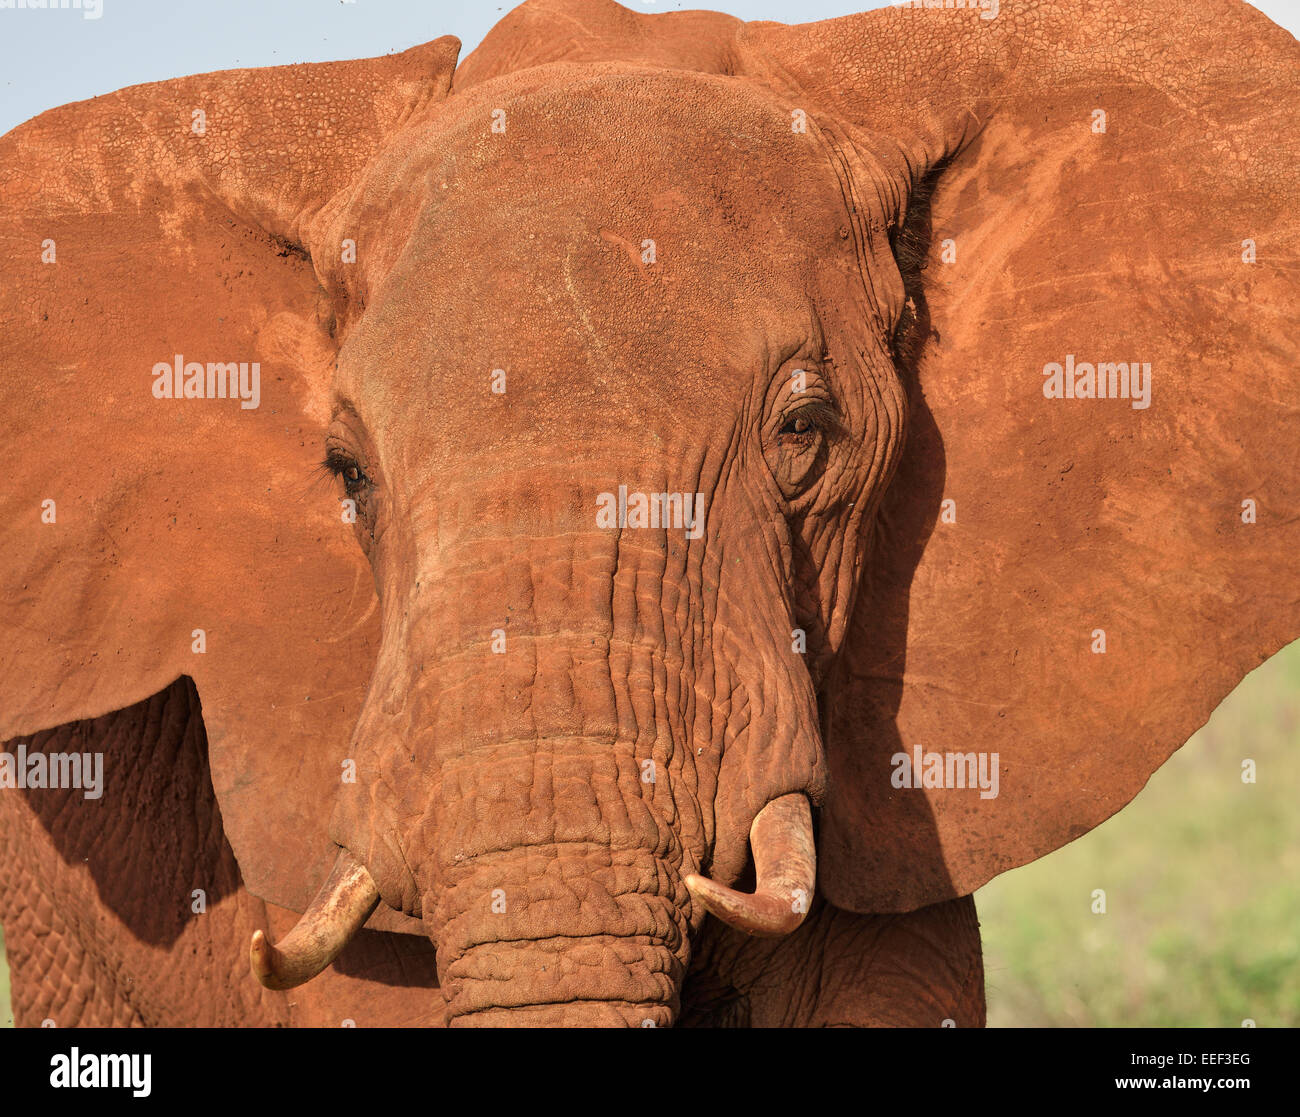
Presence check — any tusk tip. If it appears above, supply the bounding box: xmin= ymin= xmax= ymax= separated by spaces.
xmin=250 ymin=928 xmax=300 ymax=991
xmin=682 ymin=872 xmax=722 ymax=909
xmin=249 ymin=929 xmax=280 ymax=990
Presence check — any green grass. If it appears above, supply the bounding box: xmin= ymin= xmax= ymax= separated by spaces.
xmin=0 ymin=640 xmax=1295 ymax=1028
xmin=979 ymin=637 xmax=1300 ymax=1026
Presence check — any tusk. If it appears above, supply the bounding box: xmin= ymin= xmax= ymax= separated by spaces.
xmin=249 ymin=848 xmax=380 ymax=990
xmin=683 ymin=792 xmax=815 ymax=937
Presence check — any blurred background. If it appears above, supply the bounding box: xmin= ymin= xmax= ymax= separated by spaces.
xmin=979 ymin=639 xmax=1300 ymax=1027
xmin=2 ymin=0 xmax=1296 ymax=1028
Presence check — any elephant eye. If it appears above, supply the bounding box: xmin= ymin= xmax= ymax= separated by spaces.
xmin=776 ymin=400 xmax=838 ymax=446
xmin=765 ymin=395 xmax=839 ymax=502
xmin=323 ymin=449 xmax=370 ymax=494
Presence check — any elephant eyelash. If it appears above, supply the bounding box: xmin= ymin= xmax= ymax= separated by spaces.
xmin=779 ymin=399 xmax=841 ymax=438
xmin=320 ymin=449 xmax=351 ymax=474
xmin=320 ymin=449 xmax=370 ymax=492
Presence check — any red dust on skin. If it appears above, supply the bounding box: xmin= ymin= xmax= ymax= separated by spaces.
xmin=0 ymin=0 xmax=1298 ymax=1026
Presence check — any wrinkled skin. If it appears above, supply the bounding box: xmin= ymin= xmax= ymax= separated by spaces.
xmin=0 ymin=680 xmax=981 ymax=1025
xmin=0 ymin=682 xmax=444 ymax=1027
xmin=1 ymin=0 xmax=1296 ymax=1026
xmin=317 ymin=63 xmax=905 ymax=1025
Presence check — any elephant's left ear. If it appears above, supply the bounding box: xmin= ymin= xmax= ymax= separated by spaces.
xmin=0 ymin=39 xmax=458 ymax=919
xmin=738 ymin=2 xmax=1300 ymax=911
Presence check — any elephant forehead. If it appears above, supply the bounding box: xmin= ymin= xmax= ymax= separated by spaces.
xmin=428 ymin=64 xmax=846 ymax=223
xmin=336 ymin=68 xmax=858 ymax=441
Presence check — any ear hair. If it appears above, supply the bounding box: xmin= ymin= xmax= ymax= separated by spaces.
xmin=888 ymin=153 xmax=953 ymax=374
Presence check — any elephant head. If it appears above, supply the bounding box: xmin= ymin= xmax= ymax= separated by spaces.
xmin=2 ymin=0 xmax=1297 ymax=1025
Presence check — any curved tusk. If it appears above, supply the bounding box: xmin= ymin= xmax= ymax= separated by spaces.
xmin=683 ymin=792 xmax=815 ymax=938
xmin=250 ymin=848 xmax=380 ymax=990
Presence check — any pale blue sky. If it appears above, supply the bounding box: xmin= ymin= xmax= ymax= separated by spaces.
xmin=1 ymin=0 xmax=1297 ymax=137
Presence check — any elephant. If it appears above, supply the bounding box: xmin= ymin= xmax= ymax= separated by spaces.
xmin=0 ymin=0 xmax=1296 ymax=1028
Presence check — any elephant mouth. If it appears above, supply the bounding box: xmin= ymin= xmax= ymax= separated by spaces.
xmin=248 ymin=792 xmax=817 ymax=994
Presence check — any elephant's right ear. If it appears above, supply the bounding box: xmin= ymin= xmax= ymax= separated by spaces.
xmin=0 ymin=39 xmax=458 ymax=918
xmin=739 ymin=3 xmax=1300 ymax=911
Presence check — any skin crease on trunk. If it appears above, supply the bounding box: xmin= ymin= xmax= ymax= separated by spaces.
xmin=2 ymin=0 xmax=1298 ymax=1027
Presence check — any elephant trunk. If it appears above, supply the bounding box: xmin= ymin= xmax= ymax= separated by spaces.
xmin=283 ymin=511 xmax=814 ymax=1019
xmin=434 ymin=842 xmax=688 ymax=1027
